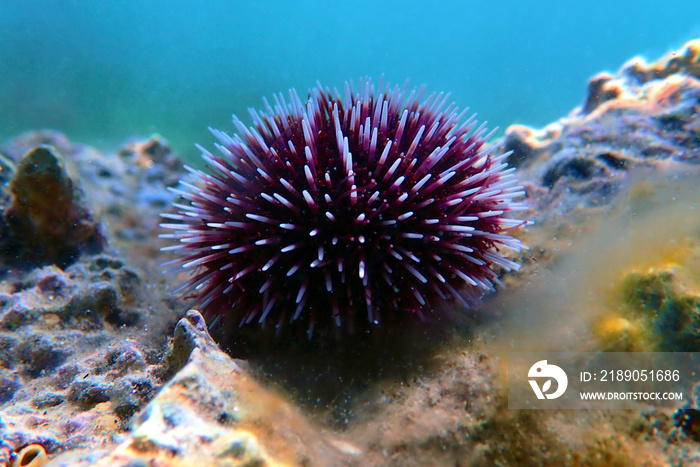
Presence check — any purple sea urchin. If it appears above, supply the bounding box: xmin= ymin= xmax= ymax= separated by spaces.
xmin=161 ymin=79 xmax=527 ymax=336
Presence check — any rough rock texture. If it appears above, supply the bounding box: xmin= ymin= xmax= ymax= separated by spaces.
xmin=2 ymin=39 xmax=700 ymax=466
xmin=606 ymin=265 xmax=700 ymax=352
xmin=503 ymin=39 xmax=700 ymax=220
xmin=0 ymin=255 xmax=172 ymax=457
xmin=0 ymin=133 xmax=183 ymax=464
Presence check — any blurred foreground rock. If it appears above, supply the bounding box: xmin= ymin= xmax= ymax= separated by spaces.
xmin=89 ymin=310 xmax=356 ymax=467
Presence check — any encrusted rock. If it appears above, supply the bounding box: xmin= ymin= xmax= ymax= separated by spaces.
xmin=0 ymin=133 xmax=181 ymax=464
xmin=504 ymin=39 xmax=700 ymax=220
xmin=0 ymin=253 xmax=175 ymax=459
xmin=0 ymin=132 xmax=184 ymax=276
xmin=16 ymin=333 xmax=71 ymax=377
xmin=0 ymin=370 xmax=20 ymax=404
xmin=581 ymin=71 xmax=623 ymax=114
xmin=161 ymin=309 xmax=219 ymax=377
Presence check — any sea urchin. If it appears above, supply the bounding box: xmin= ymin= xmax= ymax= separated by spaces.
xmin=161 ymin=79 xmax=527 ymax=337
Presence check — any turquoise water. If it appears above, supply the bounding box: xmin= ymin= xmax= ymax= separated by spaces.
xmin=1 ymin=1 xmax=698 ymax=162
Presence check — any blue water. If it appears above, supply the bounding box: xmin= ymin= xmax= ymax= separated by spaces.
xmin=1 ymin=1 xmax=698 ymax=162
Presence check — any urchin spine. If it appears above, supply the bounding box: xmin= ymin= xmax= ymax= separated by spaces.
xmin=161 ymin=79 xmax=527 ymax=335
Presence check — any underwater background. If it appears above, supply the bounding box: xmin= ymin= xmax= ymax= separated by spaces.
xmin=2 ymin=0 xmax=699 ymax=162
xmin=4 ymin=2 xmax=700 ymax=465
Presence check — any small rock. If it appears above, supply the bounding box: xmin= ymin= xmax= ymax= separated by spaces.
xmin=581 ymin=72 xmax=623 ymax=114
xmin=162 ymin=309 xmax=218 ymax=377
xmin=0 ymin=335 xmax=19 ymax=368
xmin=2 ymin=146 xmax=105 ymax=268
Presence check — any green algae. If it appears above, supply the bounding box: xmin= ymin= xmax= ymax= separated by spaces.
xmin=615 ymin=269 xmax=700 ymax=352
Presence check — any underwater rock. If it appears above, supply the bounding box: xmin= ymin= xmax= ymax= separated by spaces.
xmin=92 ymin=310 xmax=357 ymax=467
xmin=160 ymin=309 xmax=220 ymax=378
xmin=506 ymin=39 xmax=700 ymax=220
xmin=0 ymin=131 xmax=80 ymax=162
xmin=570 ymin=198 xmax=700 ymax=354
xmin=0 ymin=132 xmax=184 ymax=278
xmin=620 ymin=38 xmax=700 ymax=86
xmin=16 ymin=333 xmax=71 ymax=377
xmin=0 ymin=132 xmax=183 ymax=464
xmin=0 ymin=370 xmax=20 ymax=404
xmin=675 ymin=408 xmax=700 ymax=443
xmin=0 ymin=254 xmax=175 ymax=460
xmin=0 ymin=255 xmax=155 ymax=334
xmin=581 ymin=71 xmax=622 ymax=114
xmin=117 ymin=134 xmax=183 ymax=183
xmin=1 ymin=146 xmax=104 ymax=268
xmin=501 ymin=124 xmax=549 ymax=168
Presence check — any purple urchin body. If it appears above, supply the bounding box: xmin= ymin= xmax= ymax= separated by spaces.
xmin=161 ymin=79 xmax=527 ymax=336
